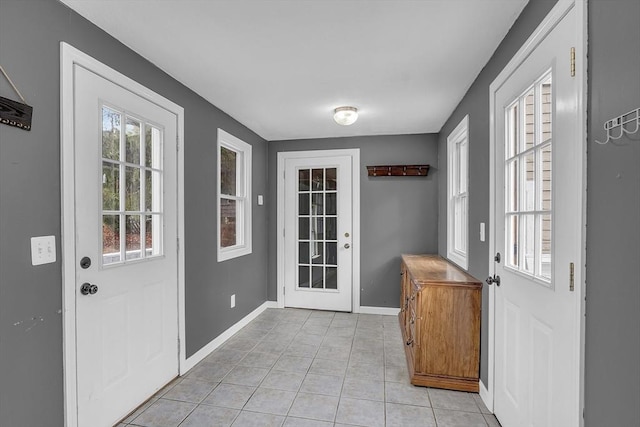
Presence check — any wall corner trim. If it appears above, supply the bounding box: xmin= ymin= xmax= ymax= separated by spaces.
xmin=181 ymin=301 xmax=276 ymax=373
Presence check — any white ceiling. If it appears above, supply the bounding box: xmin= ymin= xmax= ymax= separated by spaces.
xmin=60 ymin=0 xmax=529 ymax=141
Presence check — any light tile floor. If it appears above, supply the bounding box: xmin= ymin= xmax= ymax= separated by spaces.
xmin=119 ymin=308 xmax=501 ymax=427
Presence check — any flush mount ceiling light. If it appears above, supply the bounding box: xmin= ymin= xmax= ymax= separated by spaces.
xmin=333 ymin=106 xmax=358 ymax=126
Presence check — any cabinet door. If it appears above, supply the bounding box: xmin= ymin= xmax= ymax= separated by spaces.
xmin=418 ymin=286 xmax=480 ymax=378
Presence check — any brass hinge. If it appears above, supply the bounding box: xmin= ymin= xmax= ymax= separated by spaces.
xmin=569 ymin=262 xmax=575 ymax=291
xmin=570 ymin=47 xmax=576 ymax=77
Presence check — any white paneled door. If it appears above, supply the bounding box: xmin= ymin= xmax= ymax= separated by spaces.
xmin=492 ymin=6 xmax=581 ymax=427
xmin=283 ymin=153 xmax=354 ymax=311
xmin=73 ymin=65 xmax=179 ymax=426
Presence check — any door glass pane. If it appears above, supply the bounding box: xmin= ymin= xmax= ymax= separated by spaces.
xmin=299 ymin=217 xmax=309 ymax=240
xmin=325 ymin=193 xmax=337 ymax=215
xmin=524 ymin=90 xmax=535 ymax=151
xmin=145 ymin=170 xmax=161 ymax=212
xmin=102 ymin=107 xmax=121 ymax=161
xmin=145 ymin=214 xmax=161 ymax=257
xmin=220 ymin=147 xmax=237 ymax=196
xmin=311 ymin=169 xmax=324 ymax=191
xmin=326 ymin=267 xmax=337 ymax=289
xmin=326 ymin=242 xmax=337 ymax=265
xmin=521 ymin=214 xmax=535 ymax=274
xmin=312 ymin=193 xmax=324 ymax=215
xmin=145 ymin=125 xmax=161 ymax=169
xmin=125 ymin=215 xmax=142 ymax=260
xmin=220 ymin=199 xmax=237 ymax=247
xmin=507 ymin=103 xmax=519 ymax=158
xmin=507 ymin=159 xmax=518 ymax=212
xmin=523 ymin=152 xmax=535 ymax=211
xmin=125 ymin=166 xmax=141 ymax=211
xmin=325 ymin=168 xmax=337 ymax=190
xmin=539 ymin=214 xmax=552 ymax=280
xmin=312 ymin=242 xmax=324 ymax=264
xmin=326 ymin=217 xmax=337 ymax=240
xmin=299 ymin=193 xmax=310 ymax=215
xmin=103 ymin=215 xmax=121 ymax=264
xmin=539 ymin=143 xmax=552 ymax=211
xmin=299 ymin=266 xmax=310 ymax=288
xmin=102 ymin=162 xmax=120 ymax=210
xmin=507 ymin=215 xmax=519 ymax=268
xmin=125 ymin=118 xmax=141 ymax=164
xmin=540 ymin=77 xmax=553 ymax=144
xmin=299 ymin=169 xmax=310 ymax=191
xmin=299 ymin=242 xmax=309 ymax=264
xmin=312 ymin=266 xmax=324 ymax=288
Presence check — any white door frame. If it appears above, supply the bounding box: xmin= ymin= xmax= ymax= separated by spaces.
xmin=486 ymin=0 xmax=587 ymax=424
xmin=60 ymin=43 xmax=186 ymax=427
xmin=276 ymin=149 xmax=361 ymax=312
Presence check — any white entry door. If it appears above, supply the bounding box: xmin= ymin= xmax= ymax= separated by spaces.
xmin=73 ymin=65 xmax=179 ymax=426
xmin=282 ymin=152 xmax=355 ymax=311
xmin=492 ymin=6 xmax=581 ymax=427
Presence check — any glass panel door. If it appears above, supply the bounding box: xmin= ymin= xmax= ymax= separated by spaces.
xmin=297 ymin=167 xmax=338 ymax=290
xmin=504 ymin=73 xmax=553 ymax=284
xmin=102 ymin=105 xmax=163 ymax=265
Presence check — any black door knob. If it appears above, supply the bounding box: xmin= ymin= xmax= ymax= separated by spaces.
xmin=485 ymin=275 xmax=501 ymax=286
xmin=80 ymin=283 xmax=99 ymax=295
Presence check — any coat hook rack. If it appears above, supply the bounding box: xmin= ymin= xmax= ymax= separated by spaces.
xmin=366 ymin=164 xmax=430 ymax=177
xmin=594 ymin=107 xmax=639 ymax=145
xmin=0 ymin=64 xmax=33 ymax=131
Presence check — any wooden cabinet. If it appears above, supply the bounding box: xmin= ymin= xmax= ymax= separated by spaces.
xmin=399 ymin=254 xmax=482 ymax=392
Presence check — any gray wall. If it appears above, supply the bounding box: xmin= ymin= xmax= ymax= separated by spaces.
xmin=268 ymin=134 xmax=439 ymax=307
xmin=584 ymin=0 xmax=640 ymax=425
xmin=436 ymin=0 xmax=558 ymax=385
xmin=0 ymin=0 xmax=268 ymax=425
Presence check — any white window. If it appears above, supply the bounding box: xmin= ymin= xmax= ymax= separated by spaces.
xmin=447 ymin=115 xmax=469 ymax=269
xmin=217 ymin=129 xmax=252 ymax=261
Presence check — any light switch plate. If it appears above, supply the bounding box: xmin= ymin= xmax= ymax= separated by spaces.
xmin=257 ymin=195 xmax=264 ymax=206
xmin=31 ymin=235 xmax=56 ymax=266
xmin=480 ymin=223 xmax=486 ymax=242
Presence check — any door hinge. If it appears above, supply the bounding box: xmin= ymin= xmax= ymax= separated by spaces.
xmin=569 ymin=262 xmax=575 ymax=291
xmin=176 ymin=136 xmax=180 ymax=151
xmin=283 ymin=228 xmax=285 ymax=237
xmin=283 ymin=286 xmax=286 ymax=295
xmin=177 ymin=237 xmax=180 ymax=253
xmin=570 ymin=47 xmax=576 ymax=77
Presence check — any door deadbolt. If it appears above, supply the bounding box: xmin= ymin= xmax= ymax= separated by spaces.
xmin=80 ymin=256 xmax=91 ymax=269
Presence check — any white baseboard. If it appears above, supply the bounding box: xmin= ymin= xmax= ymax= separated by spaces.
xmin=358 ymin=306 xmax=400 ymax=316
xmin=181 ymin=301 xmax=273 ymax=373
xmin=479 ymin=380 xmax=494 ymax=413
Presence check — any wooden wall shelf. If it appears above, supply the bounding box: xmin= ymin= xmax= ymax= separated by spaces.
xmin=366 ymin=165 xmax=429 ymax=177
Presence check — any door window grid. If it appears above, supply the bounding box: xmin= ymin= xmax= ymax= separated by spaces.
xmin=297 ymin=168 xmax=338 ymax=290
xmin=101 ymin=105 xmax=163 ymax=265
xmin=504 ymin=73 xmax=552 ymax=282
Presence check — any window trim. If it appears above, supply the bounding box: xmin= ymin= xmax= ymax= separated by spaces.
xmin=447 ymin=115 xmax=469 ymax=270
xmin=217 ymin=129 xmax=252 ymax=262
